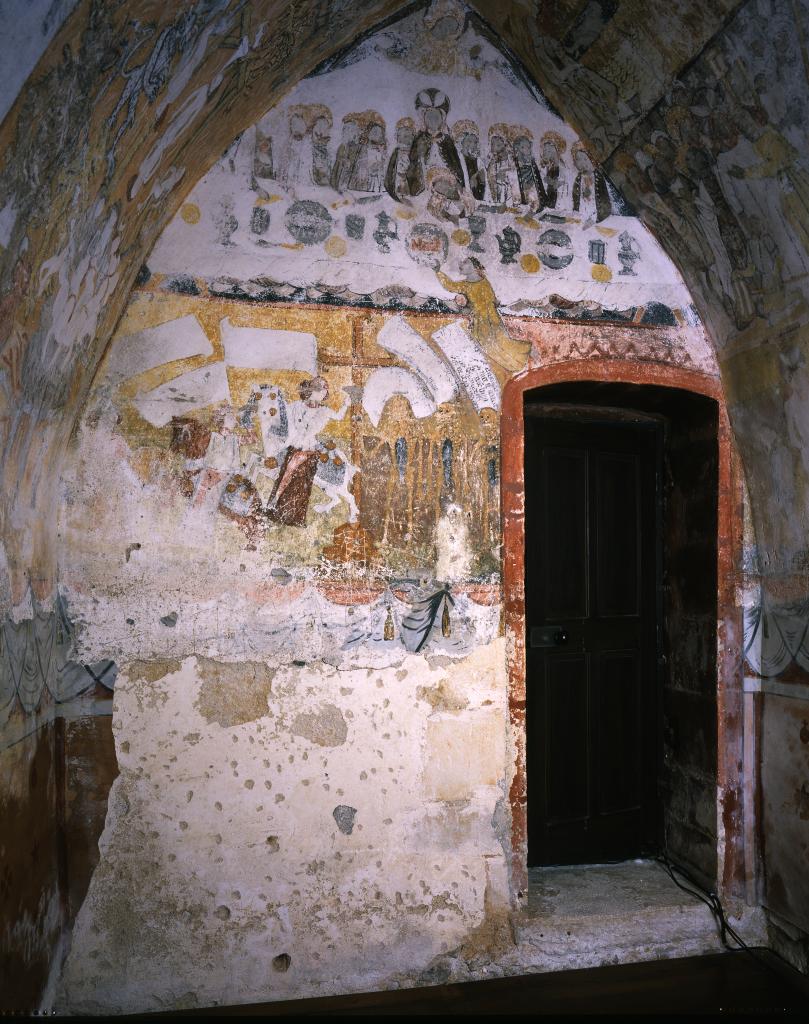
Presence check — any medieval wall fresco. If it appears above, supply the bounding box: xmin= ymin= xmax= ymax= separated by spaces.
xmin=57 ymin=3 xmax=715 ymax=678
xmin=5 ymin=0 xmax=809 ymax=1010
xmin=148 ymin=8 xmax=697 ymax=323
xmin=48 ymin=5 xmax=731 ymax=1014
xmin=0 ymin=0 xmax=413 ymax=621
xmin=7 ymin=0 xmax=809 ymax=1011
xmin=0 ymin=4 xmax=412 ymax=1004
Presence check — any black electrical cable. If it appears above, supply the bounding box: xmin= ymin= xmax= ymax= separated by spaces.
xmin=654 ymin=837 xmax=784 ymax=982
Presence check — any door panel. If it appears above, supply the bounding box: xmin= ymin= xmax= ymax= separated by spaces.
xmin=525 ymin=413 xmax=659 ymax=866
xmin=543 ymin=448 xmax=589 ymax=619
xmin=596 ymin=453 xmax=640 ymax=617
xmin=545 ymin=653 xmax=590 ymax=823
xmin=597 ymin=650 xmax=642 ymax=815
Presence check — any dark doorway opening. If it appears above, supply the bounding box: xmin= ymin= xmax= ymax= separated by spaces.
xmin=523 ymin=382 xmax=719 ymax=885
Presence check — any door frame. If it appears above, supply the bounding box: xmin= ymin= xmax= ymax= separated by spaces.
xmin=501 ymin=359 xmax=750 ymax=904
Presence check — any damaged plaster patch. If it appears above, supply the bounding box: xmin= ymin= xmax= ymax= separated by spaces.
xmin=291 ymin=702 xmax=347 ymax=747
xmin=417 ymin=678 xmax=469 ymax=711
xmin=194 ymin=657 xmax=274 ymax=728
xmin=38 ymin=200 xmax=120 ymax=356
xmin=126 ymin=659 xmax=183 ymax=684
xmin=424 ymin=712 xmax=505 ymax=801
xmin=58 ymin=641 xmax=509 ymax=1013
xmin=333 ymin=805 xmax=357 ymax=834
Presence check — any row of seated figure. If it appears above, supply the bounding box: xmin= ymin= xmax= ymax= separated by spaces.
xmin=251 ymin=88 xmax=616 ymax=222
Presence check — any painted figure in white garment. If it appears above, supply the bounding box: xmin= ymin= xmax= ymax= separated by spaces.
xmin=265 ymin=377 xmax=351 ymax=526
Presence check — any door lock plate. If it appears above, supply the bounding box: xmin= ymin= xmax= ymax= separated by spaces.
xmin=530 ymin=626 xmax=568 ymax=648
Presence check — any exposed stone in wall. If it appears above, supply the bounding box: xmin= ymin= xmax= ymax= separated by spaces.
xmin=291 ymin=703 xmax=347 ymax=747
xmin=195 ymin=658 xmax=275 ymax=729
xmin=59 ymin=642 xmax=510 ymax=1013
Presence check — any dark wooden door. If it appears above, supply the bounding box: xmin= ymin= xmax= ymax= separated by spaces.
xmin=525 ymin=412 xmax=660 ymax=865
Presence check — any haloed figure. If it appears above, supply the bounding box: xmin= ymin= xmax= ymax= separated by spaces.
xmin=406 ymin=88 xmax=464 ymax=196
xmin=283 ymin=111 xmax=309 ymax=188
xmin=310 ymin=114 xmax=332 ymax=187
xmin=540 ymin=130 xmax=569 ymax=209
xmin=513 ymin=133 xmax=547 ymax=212
xmin=360 ymin=122 xmax=387 ymax=193
xmin=331 ymin=118 xmax=362 ymax=192
xmin=571 ymin=143 xmax=613 ymax=223
xmin=453 ymin=120 xmax=486 ymax=200
xmin=385 ymin=117 xmax=416 ymax=201
xmin=487 ymin=131 xmax=518 ymax=206
xmin=427 ymin=168 xmax=474 ymax=224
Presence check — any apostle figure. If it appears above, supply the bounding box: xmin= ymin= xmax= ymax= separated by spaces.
xmin=427 ymin=167 xmax=475 ymax=224
xmin=309 ymin=111 xmax=333 ymax=187
xmin=452 ymin=120 xmax=486 ymax=200
xmin=251 ymin=126 xmax=274 ymax=195
xmin=348 ymin=116 xmax=386 ymax=192
xmin=281 ymin=109 xmax=309 ymax=189
xmin=571 ymin=142 xmax=613 ymax=223
xmin=406 ymin=88 xmax=464 ymax=197
xmin=539 ymin=130 xmax=570 ymax=209
xmin=487 ymin=124 xmax=519 ymax=206
xmin=330 ymin=116 xmax=363 ymax=192
xmin=385 ymin=117 xmax=416 ymax=202
xmin=512 ymin=130 xmax=547 ymax=212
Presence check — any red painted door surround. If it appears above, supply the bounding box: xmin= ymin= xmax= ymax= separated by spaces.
xmin=500 ymin=356 xmax=749 ymax=903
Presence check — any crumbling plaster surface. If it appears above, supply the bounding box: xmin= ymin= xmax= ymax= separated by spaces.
xmin=51 ymin=4 xmax=767 ymax=1011
xmin=2 ymin=0 xmax=809 ymax=1005
xmin=0 ymin=0 xmax=780 ymax=605
xmin=58 ymin=642 xmax=512 ymax=1014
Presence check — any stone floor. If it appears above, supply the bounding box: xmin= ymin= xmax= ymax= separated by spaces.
xmin=146 ymin=860 xmax=799 ymax=1016
xmin=148 ymin=860 xmax=785 ymax=1016
xmin=513 ymin=859 xmax=766 ymax=974
xmin=173 ymin=951 xmax=809 ymax=1015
